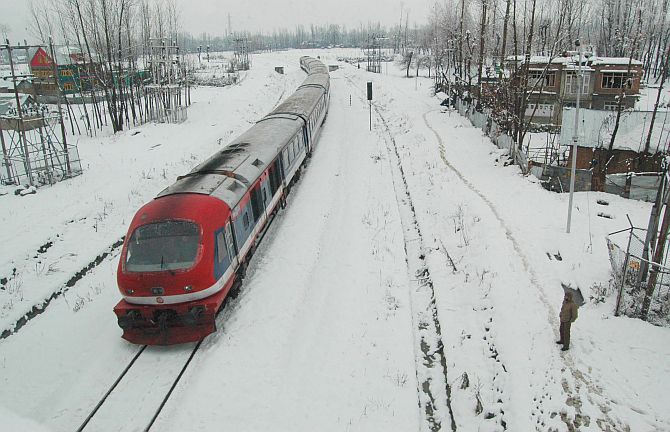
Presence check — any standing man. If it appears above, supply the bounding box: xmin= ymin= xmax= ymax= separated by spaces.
xmin=557 ymin=292 xmax=578 ymax=351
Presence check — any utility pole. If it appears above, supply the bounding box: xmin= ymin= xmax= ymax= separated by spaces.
xmin=228 ymin=13 xmax=232 ymax=37
xmin=641 ymin=183 xmax=670 ymax=319
xmin=367 ymin=82 xmax=373 ymax=131
xmin=566 ymin=40 xmax=582 ymax=234
xmin=639 ymin=170 xmax=667 ymax=285
xmin=49 ymin=36 xmax=70 ymax=175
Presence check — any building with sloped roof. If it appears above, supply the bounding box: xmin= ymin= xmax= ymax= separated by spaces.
xmin=29 ymin=46 xmax=98 ymax=95
xmin=506 ymin=52 xmax=643 ymax=126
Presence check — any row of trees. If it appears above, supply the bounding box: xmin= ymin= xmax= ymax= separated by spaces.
xmin=27 ymin=0 xmax=182 ymax=134
xmin=180 ymin=22 xmax=403 ymax=53
xmin=20 ymin=0 xmax=669 ymax=140
xmin=425 ymin=0 xmax=669 ymax=83
xmin=422 ymin=0 xmax=668 ymax=320
xmin=420 ymin=0 xmax=668 ymax=163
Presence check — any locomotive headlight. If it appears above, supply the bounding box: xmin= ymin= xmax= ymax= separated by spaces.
xmin=125 ymin=288 xmax=135 ymax=295
xmin=184 ymin=285 xmax=193 ymax=292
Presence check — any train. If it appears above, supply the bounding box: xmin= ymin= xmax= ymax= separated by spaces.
xmin=114 ymin=56 xmax=330 ymax=345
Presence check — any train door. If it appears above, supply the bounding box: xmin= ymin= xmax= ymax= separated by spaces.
xmin=214 ymin=228 xmax=231 ymax=279
xmin=303 ymin=126 xmax=310 ymax=153
xmin=269 ymin=158 xmax=282 ymax=196
xmin=250 ymin=184 xmax=263 ymax=223
xmin=224 ymin=222 xmax=237 ymax=262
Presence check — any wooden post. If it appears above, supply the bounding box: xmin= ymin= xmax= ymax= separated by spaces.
xmin=0 ymin=125 xmax=13 ymax=182
xmin=6 ymin=39 xmax=33 ymax=186
xmin=641 ymin=184 xmax=670 ymax=319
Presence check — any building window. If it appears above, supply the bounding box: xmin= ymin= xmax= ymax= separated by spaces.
xmin=603 ymin=101 xmax=622 ymax=111
xmin=63 ymin=83 xmax=75 ymax=91
xmin=601 ymin=72 xmax=630 ymax=89
xmin=525 ymin=103 xmax=554 ymax=116
xmin=565 ymin=73 xmax=590 ymax=94
xmin=33 ymin=70 xmax=52 ymax=79
xmin=528 ymin=71 xmax=556 ymax=88
xmin=60 ymin=69 xmax=73 ymax=77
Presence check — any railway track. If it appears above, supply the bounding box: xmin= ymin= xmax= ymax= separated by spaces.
xmin=344 ymin=72 xmax=455 ymax=432
xmin=72 ymin=181 xmax=294 ymax=432
xmin=75 ymin=340 xmax=203 ymax=432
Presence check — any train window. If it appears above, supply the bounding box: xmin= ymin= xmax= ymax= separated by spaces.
xmin=243 ymin=213 xmax=249 ymax=229
xmin=216 ymin=231 xmax=227 ymax=263
xmin=125 ymin=220 xmax=200 ymax=272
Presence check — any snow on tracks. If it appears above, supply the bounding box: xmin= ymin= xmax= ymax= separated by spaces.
xmin=344 ymin=70 xmax=455 ymax=432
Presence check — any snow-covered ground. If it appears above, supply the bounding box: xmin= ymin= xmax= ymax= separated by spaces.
xmin=1 ymin=49 xmax=668 ymax=432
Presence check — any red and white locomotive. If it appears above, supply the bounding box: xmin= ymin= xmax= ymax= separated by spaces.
xmin=114 ymin=57 xmax=330 ymax=345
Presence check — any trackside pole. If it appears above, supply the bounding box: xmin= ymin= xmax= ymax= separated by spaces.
xmin=367 ymin=81 xmax=373 ymax=131
xmin=566 ymin=41 xmax=582 ymax=234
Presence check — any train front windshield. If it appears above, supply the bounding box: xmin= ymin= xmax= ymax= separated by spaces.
xmin=125 ymin=220 xmax=200 ymax=272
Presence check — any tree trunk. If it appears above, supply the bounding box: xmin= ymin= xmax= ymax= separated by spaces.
xmin=641 ymin=185 xmax=670 ymax=320
xmin=499 ymin=0 xmax=511 ymax=79
xmin=643 ymin=42 xmax=670 ymax=154
xmin=476 ymin=0 xmax=488 ymax=109
xmin=517 ymin=0 xmax=537 ymax=148
xmin=101 ymin=0 xmax=121 ymax=132
xmin=406 ymin=52 xmax=413 ymax=77
xmin=607 ymin=12 xmax=642 ymax=154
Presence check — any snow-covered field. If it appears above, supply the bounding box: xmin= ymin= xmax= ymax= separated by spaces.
xmin=1 ymin=49 xmax=668 ymax=432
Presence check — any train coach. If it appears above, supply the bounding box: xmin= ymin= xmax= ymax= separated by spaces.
xmin=114 ymin=56 xmax=330 ymax=345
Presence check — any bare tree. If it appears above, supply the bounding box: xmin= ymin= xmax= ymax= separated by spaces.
xmin=643 ymin=41 xmax=670 ymax=154
xmin=0 ymin=23 xmax=10 ymax=41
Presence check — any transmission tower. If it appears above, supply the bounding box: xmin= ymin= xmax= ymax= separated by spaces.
xmin=232 ymin=37 xmax=251 ymax=71
xmin=367 ymin=34 xmax=384 ymax=74
xmin=0 ymin=39 xmax=82 ymax=187
xmin=145 ymin=38 xmax=189 ymax=123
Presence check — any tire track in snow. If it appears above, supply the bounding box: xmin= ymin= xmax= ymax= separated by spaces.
xmin=422 ymin=109 xmax=624 ymax=431
xmin=343 ymin=71 xmax=455 ymax=432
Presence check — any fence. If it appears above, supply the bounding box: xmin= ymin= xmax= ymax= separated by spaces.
xmin=145 ymin=105 xmax=188 ymax=124
xmin=453 ymin=98 xmax=529 ymax=173
xmin=604 ymin=173 xmax=662 ymax=202
xmin=539 ymin=164 xmax=593 ymax=193
xmin=451 ymin=98 xmax=662 ymax=201
xmin=1 ymin=111 xmax=84 ymax=186
xmin=607 ymin=226 xmax=670 ymax=325
xmin=1 ymin=140 xmax=82 ymax=186
xmin=450 ymin=96 xmax=669 ymax=325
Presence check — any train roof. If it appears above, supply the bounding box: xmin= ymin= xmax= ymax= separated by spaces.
xmin=299 ymin=73 xmax=330 ymax=91
xmin=157 ymin=56 xmax=329 ymax=209
xmin=267 ymin=86 xmax=325 ymax=120
xmin=157 ymin=116 xmax=303 ymax=206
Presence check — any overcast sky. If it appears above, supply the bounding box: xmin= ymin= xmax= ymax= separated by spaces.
xmin=0 ymin=0 xmax=429 ymax=45
xmin=179 ymin=0 xmax=429 ymax=35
